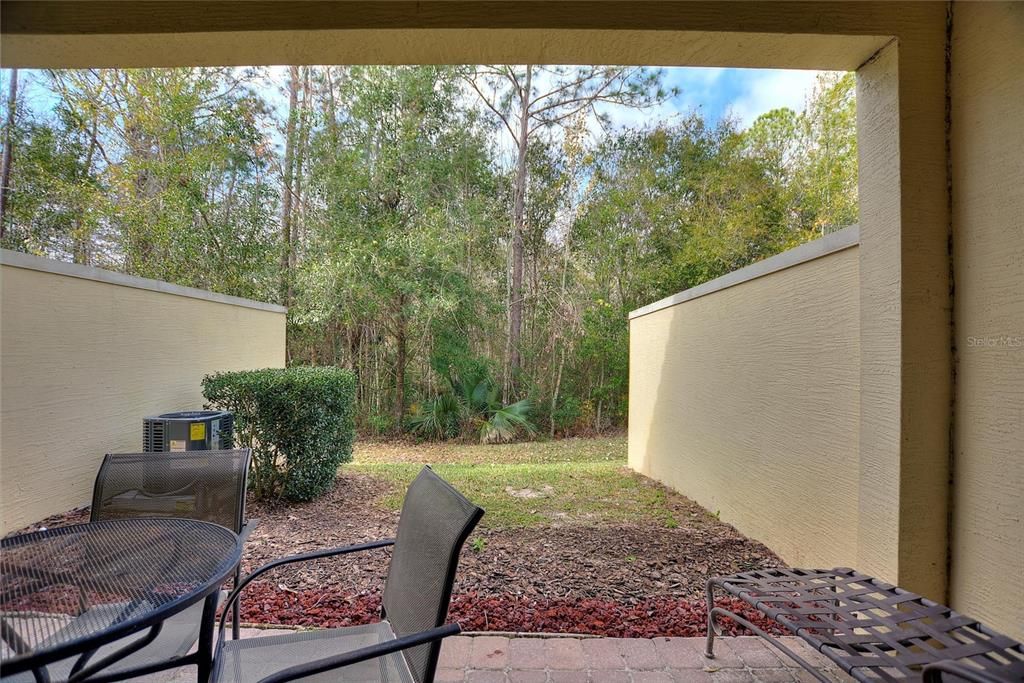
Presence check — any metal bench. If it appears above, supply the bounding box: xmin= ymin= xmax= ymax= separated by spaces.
xmin=706 ymin=567 xmax=1024 ymax=683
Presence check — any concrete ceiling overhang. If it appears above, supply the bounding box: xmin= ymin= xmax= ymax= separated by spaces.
xmin=1 ymin=1 xmax=896 ymax=70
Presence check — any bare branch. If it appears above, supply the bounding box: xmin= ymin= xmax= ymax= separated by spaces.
xmin=528 ymin=73 xmax=627 ymax=118
xmin=505 ymin=65 xmax=524 ymax=96
xmin=463 ymin=75 xmax=519 ymax=143
xmin=528 ymin=94 xmax=634 ymax=135
xmin=527 ymin=68 xmax=596 ymax=109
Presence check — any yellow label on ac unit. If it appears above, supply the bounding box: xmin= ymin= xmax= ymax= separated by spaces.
xmin=190 ymin=422 xmax=206 ymax=441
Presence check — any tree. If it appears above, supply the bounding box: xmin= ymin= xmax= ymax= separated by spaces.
xmin=798 ymin=72 xmax=857 ymax=234
xmin=0 ymin=69 xmax=18 ymax=236
xmin=299 ymin=66 xmax=500 ymax=429
xmin=10 ymin=68 xmax=279 ymax=295
xmin=280 ymin=66 xmax=309 ymax=310
xmin=462 ymin=65 xmax=672 ymax=398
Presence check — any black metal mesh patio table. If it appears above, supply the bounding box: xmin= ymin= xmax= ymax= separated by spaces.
xmin=0 ymin=518 xmax=242 ymax=682
xmin=706 ymin=567 xmax=1024 ymax=683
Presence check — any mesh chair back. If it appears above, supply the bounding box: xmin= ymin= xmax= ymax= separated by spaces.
xmin=90 ymin=449 xmax=251 ymax=533
xmin=382 ymin=466 xmax=484 ymax=683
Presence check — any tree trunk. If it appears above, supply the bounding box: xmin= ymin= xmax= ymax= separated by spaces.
xmin=325 ymin=67 xmax=340 ymax=149
xmin=505 ymin=64 xmax=532 ymax=395
xmin=1 ymin=69 xmax=19 ymax=238
xmin=73 ymin=112 xmax=99 ymax=265
xmin=394 ymin=296 xmax=408 ymax=433
xmin=123 ymin=74 xmax=160 ymax=273
xmin=550 ymin=344 xmax=567 ymax=437
xmin=294 ymin=67 xmax=311 ymax=247
xmin=280 ymin=66 xmax=300 ymax=309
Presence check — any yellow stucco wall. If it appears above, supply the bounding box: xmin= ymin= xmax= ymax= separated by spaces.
xmin=949 ymin=1 xmax=1024 ymax=640
xmin=629 ymin=238 xmax=861 ymax=569
xmin=0 ymin=253 xmax=286 ymax=533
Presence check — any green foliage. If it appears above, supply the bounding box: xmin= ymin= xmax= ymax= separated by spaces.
xmin=202 ymin=367 xmax=357 ymax=502
xmin=3 ymin=69 xmax=279 ymax=299
xmin=550 ymin=396 xmax=582 ymax=434
xmin=408 ymin=393 xmax=464 ymax=440
xmin=5 ymin=66 xmax=859 ymax=441
xmin=365 ymin=412 xmax=397 ymax=437
xmin=291 ymin=65 xmax=502 ymax=427
xmin=480 ymin=398 xmax=536 ymax=444
xmin=410 ymin=364 xmax=537 ymax=443
xmin=797 ymin=73 xmax=858 ymax=233
xmin=454 ymin=367 xmax=537 ymax=443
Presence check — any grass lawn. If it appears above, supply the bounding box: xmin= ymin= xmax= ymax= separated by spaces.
xmin=354 ymin=435 xmax=628 ymax=465
xmin=351 ymin=435 xmax=700 ymax=530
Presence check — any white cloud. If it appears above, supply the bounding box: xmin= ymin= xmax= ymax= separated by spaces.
xmin=590 ymin=67 xmax=834 ymax=135
xmin=726 ymin=69 xmax=825 ymax=127
xmin=456 ymin=65 xmax=839 ymax=168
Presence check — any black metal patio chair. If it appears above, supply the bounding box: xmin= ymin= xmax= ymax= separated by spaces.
xmin=91 ymin=449 xmax=253 ymax=533
xmin=82 ymin=449 xmax=255 ymax=677
xmin=90 ymin=449 xmax=256 ymax=641
xmin=211 ymin=465 xmax=484 ymax=683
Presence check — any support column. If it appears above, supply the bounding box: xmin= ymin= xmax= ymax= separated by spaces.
xmin=856 ymin=15 xmax=951 ymax=601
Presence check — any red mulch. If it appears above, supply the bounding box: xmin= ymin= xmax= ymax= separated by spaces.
xmin=239 ymin=582 xmax=784 ymax=638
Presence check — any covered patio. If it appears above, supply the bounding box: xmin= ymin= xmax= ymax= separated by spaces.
xmin=1 ymin=1 xmax=1021 ymax=682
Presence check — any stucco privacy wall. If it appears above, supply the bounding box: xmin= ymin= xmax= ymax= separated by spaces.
xmin=0 ymin=251 xmax=286 ymax=533
xmin=629 ymin=228 xmax=860 ymax=568
xmin=949 ymin=2 xmax=1024 ymax=640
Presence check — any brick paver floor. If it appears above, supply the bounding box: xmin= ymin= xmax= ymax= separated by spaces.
xmin=438 ymin=635 xmax=852 ymax=683
xmin=144 ymin=630 xmax=853 ymax=683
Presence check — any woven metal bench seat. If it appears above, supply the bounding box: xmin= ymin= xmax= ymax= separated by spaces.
xmin=706 ymin=567 xmax=1024 ymax=683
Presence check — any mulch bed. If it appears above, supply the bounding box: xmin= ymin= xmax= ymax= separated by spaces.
xmin=239 ymin=584 xmax=786 ymax=638
xmin=242 ymin=471 xmax=781 ymax=600
xmin=11 ymin=470 xmax=784 ymax=638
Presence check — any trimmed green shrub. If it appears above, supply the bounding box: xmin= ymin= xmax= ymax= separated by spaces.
xmin=202 ymin=366 xmax=357 ymax=502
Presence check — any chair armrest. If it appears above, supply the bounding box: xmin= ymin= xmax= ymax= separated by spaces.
xmin=258 ymin=623 xmax=462 ymax=683
xmin=216 ymin=539 xmax=396 ymax=636
xmin=238 ymin=519 xmax=259 ymax=544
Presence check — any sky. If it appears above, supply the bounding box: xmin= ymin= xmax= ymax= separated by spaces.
xmin=483 ymin=66 xmax=829 ymax=164
xmin=4 ymin=66 xmax=830 ymax=170
xmin=623 ymin=66 xmax=825 ymax=129
xmin=6 ymin=65 xmax=827 ymax=129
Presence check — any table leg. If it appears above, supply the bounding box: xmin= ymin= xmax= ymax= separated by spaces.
xmin=705 ymin=580 xmax=719 ymax=658
xmin=232 ymin=565 xmax=241 ymax=641
xmin=197 ymin=591 xmax=220 ymax=683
